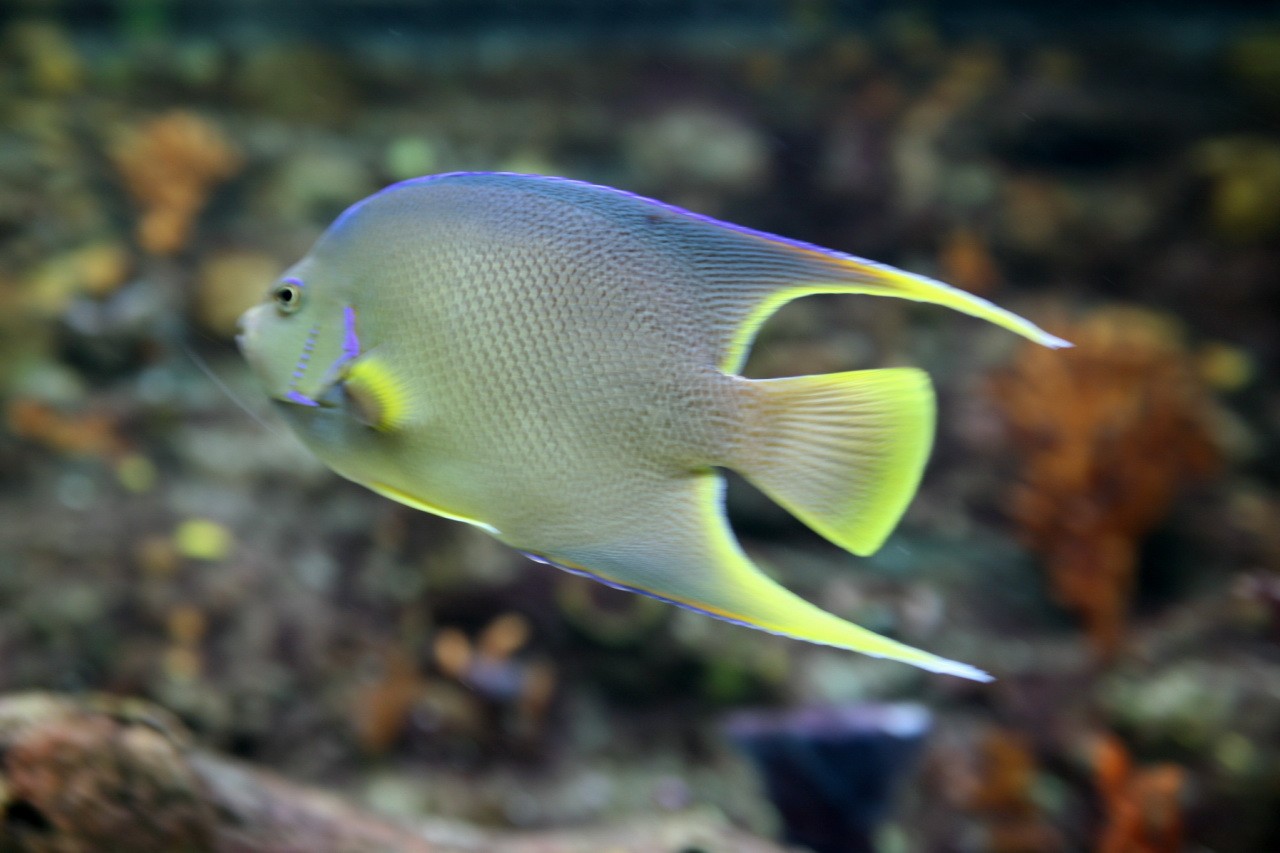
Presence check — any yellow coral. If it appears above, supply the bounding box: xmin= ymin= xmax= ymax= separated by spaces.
xmin=109 ymin=112 xmax=242 ymax=255
xmin=24 ymin=241 xmax=132 ymax=315
xmin=1196 ymin=136 xmax=1280 ymax=242
xmin=173 ymin=518 xmax=233 ymax=562
xmin=988 ymin=307 xmax=1220 ymax=657
xmin=4 ymin=21 xmax=83 ymax=95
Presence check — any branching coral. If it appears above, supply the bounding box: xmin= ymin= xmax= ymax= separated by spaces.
xmin=988 ymin=307 xmax=1221 ymax=657
xmin=1093 ymin=733 xmax=1186 ymax=853
xmin=109 ymin=111 xmax=242 ymax=255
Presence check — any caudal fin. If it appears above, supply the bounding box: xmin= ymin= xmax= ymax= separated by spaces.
xmin=735 ymin=368 xmax=934 ymax=556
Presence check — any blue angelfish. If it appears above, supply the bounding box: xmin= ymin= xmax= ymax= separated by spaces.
xmin=237 ymin=172 xmax=1069 ymax=681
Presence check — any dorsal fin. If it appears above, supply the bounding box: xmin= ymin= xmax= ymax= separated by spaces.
xmin=634 ymin=198 xmax=1072 ymax=372
xmin=427 ymin=173 xmax=1071 ymax=372
xmin=536 ymin=473 xmax=991 ymax=681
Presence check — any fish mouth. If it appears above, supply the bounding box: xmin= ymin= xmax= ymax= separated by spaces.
xmin=237 ymin=314 xmax=327 ymax=409
xmin=234 ymin=302 xmax=263 ymax=349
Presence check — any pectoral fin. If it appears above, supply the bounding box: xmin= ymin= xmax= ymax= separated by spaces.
xmin=532 ymin=475 xmax=990 ymax=681
xmin=340 ymin=353 xmax=414 ymax=431
xmin=622 ymin=190 xmax=1071 ymax=371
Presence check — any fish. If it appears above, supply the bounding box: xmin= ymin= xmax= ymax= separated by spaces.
xmin=237 ymin=172 xmax=1070 ymax=681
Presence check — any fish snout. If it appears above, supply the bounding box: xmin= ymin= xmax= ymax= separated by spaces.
xmin=234 ymin=306 xmax=273 ymax=385
xmin=234 ymin=305 xmax=263 ymax=355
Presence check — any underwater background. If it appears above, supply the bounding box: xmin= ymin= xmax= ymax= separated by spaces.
xmin=1 ymin=1 xmax=1279 ymax=850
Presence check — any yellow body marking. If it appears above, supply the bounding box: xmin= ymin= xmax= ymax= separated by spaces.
xmin=368 ymin=481 xmax=501 ymax=535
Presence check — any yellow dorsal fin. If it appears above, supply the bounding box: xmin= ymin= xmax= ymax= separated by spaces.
xmin=425 ymin=173 xmax=1071 ymax=371
xmin=716 ymin=246 xmax=1072 ymax=373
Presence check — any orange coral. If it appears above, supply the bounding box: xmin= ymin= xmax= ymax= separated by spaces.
xmin=1093 ymin=734 xmax=1186 ymax=853
xmin=351 ymin=646 xmax=424 ymax=755
xmin=6 ymin=398 xmax=128 ymax=459
xmin=988 ymin=307 xmax=1220 ymax=657
xmin=431 ymin=614 xmax=557 ymax=741
xmin=939 ymin=226 xmax=1002 ymax=296
xmin=109 ymin=111 xmax=242 ymax=255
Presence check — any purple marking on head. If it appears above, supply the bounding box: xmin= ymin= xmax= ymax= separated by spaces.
xmin=284 ymin=390 xmax=319 ymax=407
xmin=284 ymin=325 xmax=321 ymax=398
xmin=282 ymin=275 xmax=305 ymax=289
xmin=342 ymin=305 xmax=361 ymax=360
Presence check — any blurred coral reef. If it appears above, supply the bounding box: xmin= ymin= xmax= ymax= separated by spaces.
xmin=1093 ymin=733 xmax=1186 ymax=853
xmin=961 ymin=728 xmax=1063 ymax=853
xmin=988 ymin=308 xmax=1223 ymax=657
xmin=109 ymin=111 xmax=242 ymax=256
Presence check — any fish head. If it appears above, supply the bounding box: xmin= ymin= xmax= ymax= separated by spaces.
xmin=236 ymin=257 xmax=362 ymax=412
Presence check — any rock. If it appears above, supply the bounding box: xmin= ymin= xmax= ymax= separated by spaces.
xmin=726 ymin=703 xmax=932 ymax=853
xmin=624 ymin=105 xmax=771 ymax=193
xmin=234 ymin=45 xmax=358 ymax=125
xmin=255 ymin=148 xmax=376 ymax=225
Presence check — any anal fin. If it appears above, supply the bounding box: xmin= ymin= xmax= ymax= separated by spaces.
xmin=536 ymin=475 xmax=989 ymax=681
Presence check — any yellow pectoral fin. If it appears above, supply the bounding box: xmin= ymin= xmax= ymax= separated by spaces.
xmin=342 ymin=354 xmax=414 ymax=431
xmin=539 ymin=476 xmax=991 ymax=681
xmin=367 ymin=481 xmax=500 ymax=535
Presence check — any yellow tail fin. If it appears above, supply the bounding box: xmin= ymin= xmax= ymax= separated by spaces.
xmin=735 ymin=368 xmax=935 ymax=557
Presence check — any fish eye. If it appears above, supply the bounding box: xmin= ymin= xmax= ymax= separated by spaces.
xmin=273 ymin=281 xmax=302 ymax=314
